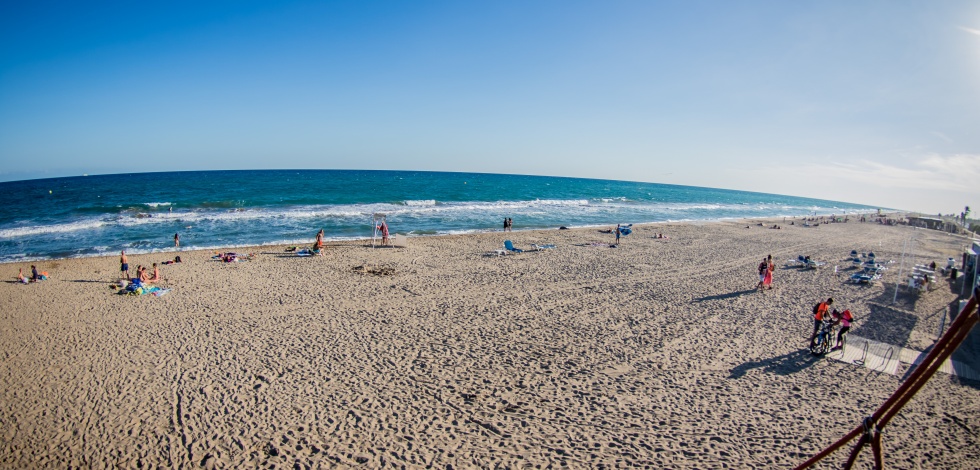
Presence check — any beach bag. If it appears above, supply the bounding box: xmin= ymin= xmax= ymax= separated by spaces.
xmin=812 ymin=303 xmax=821 ymax=316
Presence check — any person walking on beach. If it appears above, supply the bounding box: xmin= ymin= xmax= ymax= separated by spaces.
xmin=762 ymin=262 xmax=773 ymax=291
xmin=120 ymin=250 xmax=129 ymax=279
xmin=765 ymin=254 xmax=775 ymax=290
xmin=756 ymin=258 xmax=768 ymax=289
xmin=615 ymin=224 xmax=621 ymax=244
xmin=809 ymin=298 xmax=833 ymax=348
xmin=507 ymin=218 xmax=513 ymax=231
xmin=315 ymin=229 xmax=324 ymax=250
xmin=174 ymin=233 xmax=180 ymax=248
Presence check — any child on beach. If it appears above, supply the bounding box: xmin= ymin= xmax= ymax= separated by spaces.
xmin=137 ymin=266 xmax=149 ymax=283
xmin=146 ymin=263 xmax=161 ymax=283
xmin=756 ymin=258 xmax=767 ymax=289
xmin=17 ymin=268 xmax=28 ymax=284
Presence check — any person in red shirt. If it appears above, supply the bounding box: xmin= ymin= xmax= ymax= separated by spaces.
xmin=809 ymin=298 xmax=833 ymax=348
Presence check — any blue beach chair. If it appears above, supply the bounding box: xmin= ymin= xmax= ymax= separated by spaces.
xmin=504 ymin=240 xmax=523 ymax=253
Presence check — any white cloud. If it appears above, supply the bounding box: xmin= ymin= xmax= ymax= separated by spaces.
xmin=791 ymin=154 xmax=980 ymax=193
xmin=720 ymin=154 xmax=980 ymax=213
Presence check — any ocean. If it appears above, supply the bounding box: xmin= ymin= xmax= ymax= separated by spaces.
xmin=0 ymin=170 xmax=879 ymax=262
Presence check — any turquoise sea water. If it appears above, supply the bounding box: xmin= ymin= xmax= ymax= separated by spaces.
xmin=0 ymin=170 xmax=879 ymax=262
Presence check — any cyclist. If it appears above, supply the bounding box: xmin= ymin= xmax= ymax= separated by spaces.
xmin=809 ymin=298 xmax=833 ymax=348
xmin=832 ymin=309 xmax=854 ymax=351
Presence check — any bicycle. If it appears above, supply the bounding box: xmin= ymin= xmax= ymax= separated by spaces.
xmin=810 ymin=319 xmax=836 ymax=356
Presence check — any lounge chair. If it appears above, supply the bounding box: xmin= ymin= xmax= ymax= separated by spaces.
xmin=804 ymin=258 xmax=826 ymax=269
xmin=531 ymin=244 xmax=556 ymax=251
xmin=504 ymin=240 xmax=523 ymax=253
xmin=850 ymin=270 xmax=882 ymax=284
xmin=790 ymin=255 xmax=824 ymax=269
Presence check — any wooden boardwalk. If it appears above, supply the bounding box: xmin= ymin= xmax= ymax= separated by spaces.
xmin=827 ymin=335 xmax=980 ymax=382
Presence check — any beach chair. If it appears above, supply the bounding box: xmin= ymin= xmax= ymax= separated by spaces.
xmin=850 ymin=267 xmax=882 ymax=284
xmin=803 ymin=257 xmax=826 ymax=269
xmin=531 ymin=244 xmax=556 ymax=251
xmin=504 ymin=240 xmax=523 ymax=253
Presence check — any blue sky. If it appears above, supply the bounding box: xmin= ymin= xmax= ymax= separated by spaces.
xmin=2 ymin=1 xmax=979 ymax=214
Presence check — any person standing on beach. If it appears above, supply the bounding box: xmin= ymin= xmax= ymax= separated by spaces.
xmin=809 ymin=298 xmax=833 ymax=348
xmin=379 ymin=220 xmax=390 ymax=246
xmin=756 ymin=258 xmax=767 ymax=289
xmin=615 ymin=224 xmax=621 ymax=244
xmin=120 ymin=251 xmax=129 ymax=279
xmin=315 ymin=229 xmax=324 ymax=249
xmin=507 ymin=218 xmax=513 ymax=231
xmin=174 ymin=233 xmax=180 ymax=248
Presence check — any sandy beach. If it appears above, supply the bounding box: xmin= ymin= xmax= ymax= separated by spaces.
xmin=1 ymin=219 xmax=978 ymax=468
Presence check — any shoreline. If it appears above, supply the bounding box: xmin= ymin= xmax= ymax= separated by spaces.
xmin=3 ymin=217 xmax=975 ymax=468
xmin=1 ymin=212 xmax=891 ymax=265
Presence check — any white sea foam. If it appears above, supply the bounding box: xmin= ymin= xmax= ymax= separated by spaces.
xmin=0 ymin=198 xmax=861 ymax=241
xmin=403 ymin=200 xmax=437 ymax=206
xmin=0 ymin=220 xmax=107 ymax=238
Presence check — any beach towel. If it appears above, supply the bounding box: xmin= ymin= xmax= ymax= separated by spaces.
xmin=123 ymin=285 xmax=170 ymax=296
